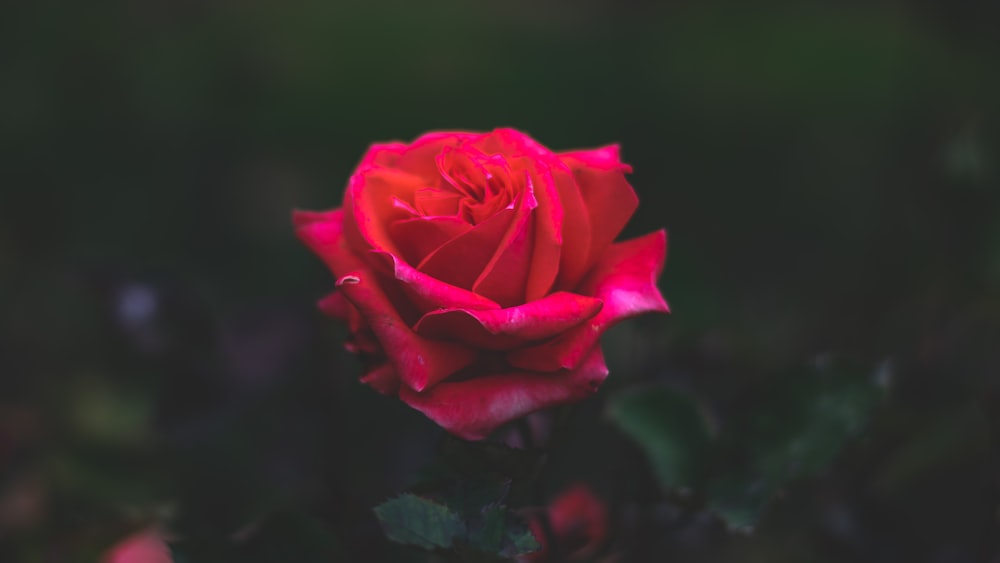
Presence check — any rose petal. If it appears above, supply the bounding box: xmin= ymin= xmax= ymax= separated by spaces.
xmin=507 ymin=230 xmax=669 ymax=372
xmin=469 ymin=212 xmax=534 ymax=307
xmin=292 ymin=208 xmax=337 ymax=228
xmin=334 ymin=271 xmax=478 ymax=392
xmin=548 ymin=484 xmax=609 ymax=546
xmin=317 ymin=291 xmax=348 ymax=318
xmin=399 ymin=345 xmax=609 ymax=440
xmin=293 ymin=208 xmax=366 ymax=277
xmin=523 ymin=163 xmax=563 ymax=302
xmin=369 ymin=251 xmax=501 ymax=311
xmin=343 ymin=168 xmax=428 ymax=259
xmin=527 ymin=483 xmax=609 ymax=562
xmin=319 ymin=291 xmax=380 ymax=355
xmin=392 ymin=131 xmax=479 ymax=180
xmin=559 ymin=146 xmax=639 ymax=271
xmin=360 ymin=362 xmax=400 ymax=395
xmin=413 ymin=188 xmax=463 ymax=217
xmin=390 ymin=215 xmax=472 ymax=266
xmin=357 ymin=142 xmax=408 ymax=170
xmin=413 ymin=292 xmax=603 ymax=351
xmin=558 ymin=144 xmax=632 ymax=172
xmin=416 ymin=205 xmax=517 ymax=290
xmin=550 ymin=164 xmax=592 ymax=292
xmin=297 ymin=216 xmax=393 ymax=355
xmin=470 ymin=176 xmax=538 ymax=306
xmin=475 ymin=128 xmax=553 ymax=160
xmin=102 ymin=529 xmax=172 ymax=563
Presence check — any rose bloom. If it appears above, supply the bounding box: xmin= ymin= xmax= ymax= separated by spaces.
xmin=295 ymin=128 xmax=668 ymax=440
xmin=101 ymin=529 xmax=173 ymax=563
xmin=525 ymin=483 xmax=610 ymax=562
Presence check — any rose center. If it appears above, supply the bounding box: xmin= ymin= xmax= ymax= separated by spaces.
xmin=413 ymin=144 xmax=517 ymax=225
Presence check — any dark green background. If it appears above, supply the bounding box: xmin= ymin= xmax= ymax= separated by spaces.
xmin=2 ymin=0 xmax=999 ymax=561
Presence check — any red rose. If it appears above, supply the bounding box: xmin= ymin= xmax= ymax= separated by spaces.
xmin=525 ymin=483 xmax=610 ymax=562
xmin=295 ymin=128 xmax=668 ymax=440
xmin=102 ymin=529 xmax=173 ymax=563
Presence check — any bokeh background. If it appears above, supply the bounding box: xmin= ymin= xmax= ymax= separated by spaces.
xmin=2 ymin=0 xmax=999 ymax=561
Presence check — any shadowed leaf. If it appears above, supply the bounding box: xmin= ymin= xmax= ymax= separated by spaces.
xmin=374 ymin=494 xmax=466 ymax=550
xmin=607 ymin=386 xmax=713 ymax=491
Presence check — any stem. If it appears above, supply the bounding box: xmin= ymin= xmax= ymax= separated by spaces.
xmin=516 ymin=407 xmax=579 ymax=562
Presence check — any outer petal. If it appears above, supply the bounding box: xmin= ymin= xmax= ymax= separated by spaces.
xmin=317 ymin=290 xmax=349 ymax=319
xmin=399 ymin=345 xmax=609 ymax=441
xmin=318 ymin=291 xmax=379 ymax=355
xmin=356 ymin=142 xmax=408 ymax=170
xmin=558 ymin=146 xmax=639 ymax=272
xmin=292 ymin=208 xmax=338 ymax=228
xmin=359 ymin=362 xmax=400 ymax=395
xmin=335 ymin=271 xmax=478 ymax=392
xmin=507 ymin=230 xmax=669 ymax=372
xmin=293 ymin=208 xmax=366 ymax=277
xmin=413 ymin=292 xmax=603 ymax=351
xmin=343 ymin=168 xmax=427 ymax=258
xmin=550 ymin=163 xmax=593 ymax=292
xmin=558 ymin=144 xmax=632 ymax=173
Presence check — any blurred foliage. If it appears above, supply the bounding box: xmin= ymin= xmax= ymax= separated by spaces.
xmin=373 ymin=489 xmax=538 ymax=560
xmin=608 ymin=359 xmax=887 ymax=531
xmin=607 ymin=386 xmax=712 ymax=493
xmin=705 ymin=358 xmax=888 ymax=531
xmin=2 ymin=0 xmax=1000 ymax=561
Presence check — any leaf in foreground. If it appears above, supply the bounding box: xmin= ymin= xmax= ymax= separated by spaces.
xmin=374 ymin=494 xmax=466 ymax=550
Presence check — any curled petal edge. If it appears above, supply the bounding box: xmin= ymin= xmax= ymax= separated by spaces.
xmin=507 ymin=230 xmax=669 ymax=372
xmin=356 ymin=142 xmax=408 ymax=170
xmin=369 ymin=250 xmax=501 ymax=312
xmin=335 ymin=271 xmax=478 ymax=392
xmin=400 ymin=345 xmax=609 ymax=441
xmin=413 ymin=292 xmax=603 ymax=351
xmin=293 ymin=208 xmax=367 ymax=277
xmin=360 ymin=362 xmax=401 ymax=395
xmin=557 ymin=144 xmax=633 ymax=173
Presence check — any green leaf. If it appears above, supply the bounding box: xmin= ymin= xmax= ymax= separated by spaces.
xmin=374 ymin=494 xmax=466 ymax=550
xmin=497 ymin=511 xmax=540 ymax=558
xmin=704 ymin=474 xmax=779 ymax=533
xmin=751 ymin=359 xmax=885 ymax=481
xmin=467 ymin=504 xmax=507 ymax=553
xmin=706 ymin=358 xmax=887 ymax=530
xmin=606 ymin=386 xmax=713 ymax=491
xmin=465 ymin=502 xmax=539 ymax=557
xmin=381 ymin=471 xmax=539 ymax=559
